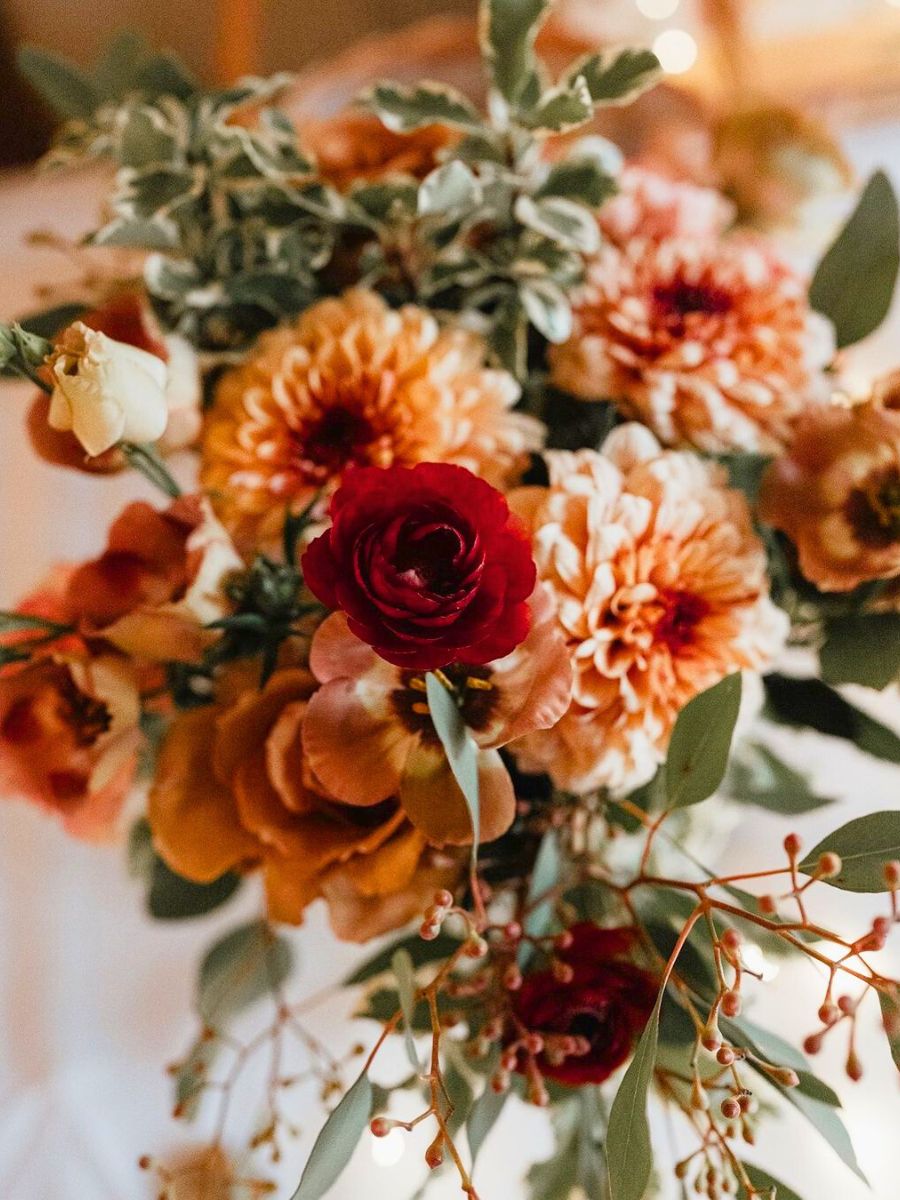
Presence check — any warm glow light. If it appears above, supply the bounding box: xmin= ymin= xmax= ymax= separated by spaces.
xmin=370 ymin=1128 xmax=405 ymax=1167
xmin=741 ymin=943 xmax=780 ymax=984
xmin=636 ymin=0 xmax=681 ymax=18
xmin=653 ymin=28 xmax=698 ymax=74
xmin=887 ymin=0 xmax=900 ymax=8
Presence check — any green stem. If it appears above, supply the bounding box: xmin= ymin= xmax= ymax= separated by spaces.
xmin=121 ymin=442 xmax=182 ymax=499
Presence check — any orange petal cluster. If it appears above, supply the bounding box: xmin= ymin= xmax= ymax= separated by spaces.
xmin=760 ymin=390 xmax=900 ymax=592
xmin=510 ymin=425 xmax=787 ymax=796
xmin=550 ymin=236 xmax=834 ymax=454
xmin=300 ymin=110 xmax=455 ymax=192
xmin=149 ymin=667 xmax=462 ymax=940
xmin=201 ymin=289 xmax=543 ymax=549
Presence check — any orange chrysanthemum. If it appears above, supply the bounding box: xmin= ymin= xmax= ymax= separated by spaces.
xmin=509 ymin=425 xmax=787 ymax=796
xmin=550 ymin=237 xmax=834 ymax=454
xmin=760 ymin=390 xmax=900 ymax=592
xmin=149 ymin=666 xmax=462 ymax=940
xmin=201 ymin=289 xmax=542 ymax=549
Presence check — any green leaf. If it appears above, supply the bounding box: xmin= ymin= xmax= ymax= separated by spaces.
xmin=515 ymin=194 xmax=600 ymax=253
xmin=799 ymin=811 xmax=900 ymax=892
xmin=764 ymin=673 xmax=900 ymax=764
xmin=739 ymin=1164 xmax=805 ymax=1200
xmin=536 ymin=157 xmax=617 ymax=207
xmin=727 ymin=742 xmax=833 ymax=815
xmin=343 ymin=929 xmax=462 ymax=986
xmin=467 ymin=1085 xmax=507 ymax=1166
xmin=820 ymin=614 xmax=900 ymax=690
xmin=147 ymin=858 xmax=242 ymax=920
xmin=810 ymin=170 xmax=900 ymax=348
xmin=0 ymin=611 xmax=70 ymax=636
xmin=878 ymin=989 xmax=900 ymax=1073
xmin=290 ymin=1071 xmax=372 ymax=1200
xmin=665 ymin=673 xmax=742 ymax=809
xmin=93 ymin=31 xmax=150 ymax=98
xmin=360 ymin=81 xmax=483 ymax=133
xmin=17 ymin=303 xmax=87 ymax=341
xmin=17 ymin=46 xmax=100 ymax=119
xmin=197 ymin=921 xmax=293 ymax=1026
xmin=418 ymin=161 xmax=481 ymax=216
xmin=392 ymin=948 xmax=422 ymax=1071
xmin=521 ymin=828 xmax=562 ymax=957
xmin=479 ymin=0 xmax=551 ymax=104
xmin=426 ymin=672 xmax=480 ymax=857
xmin=521 ymin=77 xmax=593 ymax=133
xmin=443 ymin=1050 xmax=475 ymax=1136
xmin=521 ymin=278 xmax=573 ymax=343
xmin=174 ymin=1033 xmax=221 ymax=1120
xmin=605 ymin=989 xmax=663 ymax=1200
xmin=568 ymin=48 xmax=661 ymax=106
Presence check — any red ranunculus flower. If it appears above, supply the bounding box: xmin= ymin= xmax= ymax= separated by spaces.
xmin=513 ymin=923 xmax=658 ymax=1086
xmin=301 ymin=462 xmax=537 ymax=670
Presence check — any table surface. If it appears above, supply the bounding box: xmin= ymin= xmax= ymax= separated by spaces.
xmin=1 ymin=129 xmax=900 ymax=1200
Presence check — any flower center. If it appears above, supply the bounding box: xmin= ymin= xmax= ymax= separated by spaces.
xmin=847 ymin=467 xmax=900 ymax=547
xmin=295 ymin=404 xmax=378 ymax=481
xmin=392 ymin=666 xmax=498 ymax=741
xmin=654 ymin=588 xmax=710 ymax=653
xmin=57 ymin=675 xmax=112 ymax=747
xmin=653 ymin=277 xmax=733 ymax=333
xmin=394 ymin=523 xmax=468 ymax=594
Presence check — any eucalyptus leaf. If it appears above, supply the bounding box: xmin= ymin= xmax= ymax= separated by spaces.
xmin=290 ymin=1071 xmax=372 ymax=1200
xmin=568 ymin=47 xmax=662 ymax=106
xmin=174 ymin=1033 xmax=221 ymax=1120
xmin=467 ymin=1085 xmax=507 ymax=1165
xmin=820 ymin=614 xmax=900 ymax=690
xmin=426 ymin=672 xmax=480 ymax=856
xmin=343 ymin=929 xmax=462 ymax=986
xmin=605 ymin=988 xmax=663 ymax=1200
xmin=727 ymin=742 xmax=833 ymax=815
xmin=197 ymin=921 xmax=292 ymax=1026
xmin=147 ymin=858 xmax=242 ymax=920
xmin=740 ymin=1164 xmax=805 ymax=1200
xmin=665 ymin=673 xmax=742 ymax=809
xmin=479 ymin=0 xmax=551 ymax=104
xmin=799 ymin=811 xmax=900 ymax=892
xmin=810 ymin=170 xmax=900 ymax=348
xmin=519 ymin=828 xmax=561 ymax=967
xmin=392 ymin=948 xmax=423 ymax=1071
xmin=763 ymin=674 xmax=900 ymax=764
xmin=878 ymin=989 xmax=900 ymax=1073
xmin=0 ymin=611 xmax=70 ymax=636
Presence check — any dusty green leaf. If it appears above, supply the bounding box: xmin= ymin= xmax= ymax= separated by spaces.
xmin=521 ymin=77 xmax=593 ymax=133
xmin=521 ymin=278 xmax=573 ymax=343
xmin=810 ymin=170 xmax=900 ymax=348
xmin=426 ymin=672 xmax=480 ymax=857
xmin=739 ymin=1164 xmax=805 ymax=1200
xmin=820 ymin=614 xmax=900 ymax=690
xmin=763 ymin=673 xmax=900 ymax=764
xmin=799 ymin=811 xmax=900 ymax=892
xmin=515 ymin=194 xmax=600 ymax=253
xmin=479 ymin=0 xmax=551 ymax=103
xmin=467 ymin=1085 xmax=507 ymax=1165
xmin=605 ymin=989 xmax=663 ymax=1200
xmin=290 ymin=1071 xmax=372 ymax=1200
xmin=197 ymin=921 xmax=292 ymax=1026
xmin=18 ymin=46 xmax=100 ymax=119
xmin=418 ymin=161 xmax=481 ymax=215
xmin=878 ymin=989 xmax=900 ymax=1073
xmin=392 ymin=948 xmax=423 ymax=1071
xmin=727 ymin=742 xmax=833 ymax=815
xmin=666 ymin=673 xmax=742 ymax=809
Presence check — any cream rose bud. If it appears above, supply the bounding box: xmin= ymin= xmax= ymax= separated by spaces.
xmin=47 ymin=321 xmax=169 ymax=457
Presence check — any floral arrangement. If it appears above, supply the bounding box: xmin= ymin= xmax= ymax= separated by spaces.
xmin=3 ymin=5 xmax=900 ymax=1198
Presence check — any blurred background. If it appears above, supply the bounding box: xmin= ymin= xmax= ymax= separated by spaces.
xmin=1 ymin=2 xmax=900 ymax=1198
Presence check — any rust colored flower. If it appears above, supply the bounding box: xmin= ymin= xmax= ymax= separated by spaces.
xmin=598 ymin=165 xmax=734 ymax=247
xmin=300 ymin=110 xmax=455 ymax=192
xmin=549 ymin=237 xmax=834 ymax=454
xmin=28 ymin=292 xmax=201 ymax=473
xmin=63 ymin=495 xmax=242 ymax=662
xmin=510 ymin=425 xmax=787 ymax=795
xmin=0 ymin=653 xmax=142 ymax=840
xmin=149 ymin=668 xmax=461 ymax=939
xmin=200 ymin=289 xmax=542 ymax=549
xmin=759 ymin=396 xmax=900 ymax=592
xmin=302 ymin=461 xmax=536 ymax=670
xmin=302 ymin=586 xmax=572 ymax=846
xmin=512 ymin=923 xmax=657 ymax=1086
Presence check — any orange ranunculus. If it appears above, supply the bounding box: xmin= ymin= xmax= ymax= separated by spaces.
xmin=200 ymin=288 xmax=542 ymax=550
xmin=0 ymin=653 xmax=142 ymax=840
xmin=63 ymin=495 xmax=243 ymax=662
xmin=148 ymin=668 xmax=462 ymax=940
xmin=300 ymin=110 xmax=455 ymax=192
xmin=759 ymin=395 xmax=900 ymax=592
xmin=301 ymin=587 xmax=573 ymax=845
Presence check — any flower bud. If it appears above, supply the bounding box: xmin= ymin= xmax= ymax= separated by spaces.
xmin=425 ymin=1135 xmax=444 ymax=1169
xmin=771 ymin=1067 xmax=799 ymax=1088
xmin=433 ymin=889 xmax=454 ymax=909
xmin=846 ymin=1050 xmax=863 ymax=1082
xmin=883 ymin=861 xmax=900 ymax=890
xmin=47 ymin=322 xmax=168 ymax=457
xmin=721 ymin=990 xmax=742 ymax=1018
xmin=720 ymin=1097 xmax=741 ymax=1120
xmin=783 ymin=833 xmax=802 ymax=858
xmin=370 ymin=1117 xmax=392 ymax=1138
xmin=758 ymin=894 xmax=778 ymax=915
xmin=816 ymin=852 xmax=842 ymax=879
xmin=717 ymin=1046 xmax=736 ymax=1066
xmin=818 ymin=1002 xmax=840 ymax=1027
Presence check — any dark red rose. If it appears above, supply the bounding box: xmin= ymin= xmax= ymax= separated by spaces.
xmin=513 ymin=923 xmax=657 ymax=1086
xmin=301 ymin=462 xmax=536 ymax=671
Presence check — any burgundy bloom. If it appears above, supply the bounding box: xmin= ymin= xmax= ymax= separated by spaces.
xmin=513 ymin=923 xmax=657 ymax=1086
xmin=301 ymin=462 xmax=536 ymax=670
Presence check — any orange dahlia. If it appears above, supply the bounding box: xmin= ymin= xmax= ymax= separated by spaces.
xmin=201 ymin=289 xmax=542 ymax=549
xmin=509 ymin=425 xmax=787 ymax=795
xmin=549 ymin=237 xmax=834 ymax=454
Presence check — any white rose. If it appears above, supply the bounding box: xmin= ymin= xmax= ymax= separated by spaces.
xmin=47 ymin=321 xmax=169 ymax=457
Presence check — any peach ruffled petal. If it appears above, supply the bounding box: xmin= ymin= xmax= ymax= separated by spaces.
xmin=399 ymin=743 xmax=515 ymax=846
xmin=213 ymin=670 xmax=315 ymax=782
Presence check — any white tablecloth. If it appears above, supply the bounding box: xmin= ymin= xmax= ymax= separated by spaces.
xmin=1 ymin=132 xmax=900 ymax=1200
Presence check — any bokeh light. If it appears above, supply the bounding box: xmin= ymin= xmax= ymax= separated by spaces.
xmin=653 ymin=28 xmax=699 ymax=74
